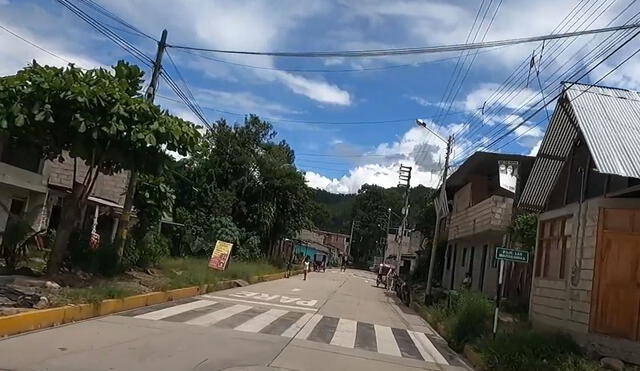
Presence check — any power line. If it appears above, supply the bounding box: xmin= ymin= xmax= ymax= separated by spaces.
xmin=163 ymin=49 xmax=209 ymax=127
xmin=0 ymin=23 xmax=74 ymax=64
xmin=457 ymin=0 xmax=610 ymax=142
xmin=74 ymin=0 xmax=156 ymax=41
xmin=156 ymin=93 xmax=473 ymax=125
xmin=455 ymin=27 xmax=640 ymax=163
xmin=173 ymin=45 xmax=510 ymax=73
xmin=457 ymin=0 xmax=626 ymax=148
xmin=55 ymin=0 xmax=153 ymax=68
xmin=166 ymin=22 xmax=640 ymax=57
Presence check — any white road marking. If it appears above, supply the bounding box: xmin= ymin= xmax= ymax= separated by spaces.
xmin=234 ymin=309 xmax=288 ymax=333
xmin=203 ymin=295 xmax=317 ymax=311
xmin=281 ymin=313 xmax=313 ymax=337
xmin=185 ymin=304 xmax=251 ymax=326
xmin=374 ymin=324 xmax=402 ymax=357
xmin=408 ymin=331 xmax=449 ymax=365
xmin=407 ymin=331 xmax=435 ymax=363
xmin=294 ymin=314 xmax=324 ymax=340
xmin=291 ymin=288 xmax=301 ymax=292
xmin=330 ymin=318 xmax=357 ymax=348
xmin=135 ymin=300 xmax=215 ymax=320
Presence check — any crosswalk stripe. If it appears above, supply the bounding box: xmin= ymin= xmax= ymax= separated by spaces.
xmin=293 ymin=313 xmax=323 ymax=340
xmin=234 ymin=309 xmax=288 ymax=333
xmin=135 ymin=300 xmax=216 ymax=320
xmin=185 ymin=304 xmax=252 ymax=326
xmin=330 ymin=318 xmax=357 ymax=348
xmin=407 ymin=331 xmax=435 ymax=363
xmin=374 ymin=324 xmax=402 ymax=357
xmin=408 ymin=331 xmax=449 ymax=365
xmin=281 ymin=313 xmax=313 ymax=337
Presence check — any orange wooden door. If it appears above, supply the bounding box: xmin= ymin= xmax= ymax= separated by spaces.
xmin=592 ymin=209 xmax=640 ymax=341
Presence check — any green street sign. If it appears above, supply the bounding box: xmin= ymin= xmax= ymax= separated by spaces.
xmin=496 ymin=247 xmax=530 ymax=263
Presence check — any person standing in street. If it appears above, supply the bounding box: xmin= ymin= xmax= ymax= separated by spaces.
xmin=341 ymin=255 xmax=348 ymax=272
xmin=303 ymin=257 xmax=310 ymax=280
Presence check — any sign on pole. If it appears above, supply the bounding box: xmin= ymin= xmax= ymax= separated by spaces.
xmin=498 ymin=160 xmax=519 ymax=193
xmin=208 ymin=240 xmax=234 ymax=270
xmin=495 ymin=247 xmax=530 ymax=263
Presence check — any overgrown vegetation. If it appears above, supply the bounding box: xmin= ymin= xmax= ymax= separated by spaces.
xmin=154 ymin=257 xmax=281 ymax=290
xmin=423 ymin=290 xmax=494 ymax=351
xmin=418 ymin=290 xmax=599 ymax=370
xmin=479 ymin=331 xmax=599 ymax=371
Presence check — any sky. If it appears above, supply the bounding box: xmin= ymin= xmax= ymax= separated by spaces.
xmin=2 ymin=0 xmax=640 ymax=193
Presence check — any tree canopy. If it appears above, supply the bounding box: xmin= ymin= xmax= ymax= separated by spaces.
xmin=0 ymin=60 xmax=201 ymax=273
xmin=172 ymin=115 xmax=311 ymax=260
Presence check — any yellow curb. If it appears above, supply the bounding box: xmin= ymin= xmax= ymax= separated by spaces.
xmin=0 ymin=306 xmax=67 ymax=337
xmin=0 ymin=270 xmax=298 ymax=338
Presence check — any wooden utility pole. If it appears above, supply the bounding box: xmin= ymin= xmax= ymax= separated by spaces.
xmin=424 ymin=135 xmax=453 ymax=303
xmin=115 ymin=29 xmax=168 ymax=263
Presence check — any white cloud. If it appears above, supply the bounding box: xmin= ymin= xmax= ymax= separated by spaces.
xmin=302 ymin=122 xmax=471 ymax=193
xmin=273 ymin=71 xmax=351 ymax=106
xmin=528 ymin=140 xmax=542 ymax=156
xmin=0 ymin=24 xmax=103 ymax=76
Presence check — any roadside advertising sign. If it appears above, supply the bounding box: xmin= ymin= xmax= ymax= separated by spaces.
xmin=208 ymin=240 xmax=234 ymax=270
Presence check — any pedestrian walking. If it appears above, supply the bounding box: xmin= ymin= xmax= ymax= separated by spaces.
xmin=303 ymin=257 xmax=310 ymax=281
xmin=341 ymin=255 xmax=348 ymax=272
xmin=285 ymin=257 xmax=292 ymax=278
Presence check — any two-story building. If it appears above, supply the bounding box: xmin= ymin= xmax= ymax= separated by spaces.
xmin=519 ymin=83 xmax=640 ymax=364
xmin=441 ymin=152 xmax=534 ymax=296
xmin=0 ymin=135 xmax=129 ymax=246
xmin=385 ymin=228 xmax=424 ymax=275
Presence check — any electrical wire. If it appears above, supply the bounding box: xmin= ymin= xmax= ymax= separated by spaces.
xmin=0 ymin=23 xmax=74 ymax=64
xmin=173 ymin=45 xmax=510 ymax=73
xmin=458 ymin=0 xmax=613 ymax=143
xmin=455 ymin=27 xmax=640 ymax=163
xmin=74 ymin=0 xmax=157 ymax=41
xmin=166 ymin=22 xmax=640 ymax=57
xmin=155 ymin=93 xmax=473 ymax=125
xmin=457 ymin=0 xmax=626 ymax=148
xmin=55 ymin=0 xmax=153 ymax=68
xmin=163 ymin=49 xmax=209 ymax=126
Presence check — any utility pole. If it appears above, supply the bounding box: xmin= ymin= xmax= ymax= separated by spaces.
xmin=347 ymin=220 xmax=357 ymax=258
xmin=382 ymin=207 xmax=392 ymax=259
xmin=115 ymin=29 xmax=168 ymax=262
xmin=425 ymin=135 xmax=453 ymax=303
xmin=397 ymin=164 xmax=412 ymax=270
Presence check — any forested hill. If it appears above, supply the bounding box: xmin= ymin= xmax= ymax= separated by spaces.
xmin=309 ymin=185 xmax=436 ymax=237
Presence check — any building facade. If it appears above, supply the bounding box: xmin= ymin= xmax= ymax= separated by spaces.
xmin=0 ymin=136 xmax=130 ymax=246
xmin=441 ymin=152 xmax=534 ymax=296
xmin=519 ymin=83 xmax=640 ymax=364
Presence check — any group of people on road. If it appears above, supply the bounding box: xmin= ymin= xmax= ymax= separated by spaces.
xmin=285 ymin=254 xmax=349 ymax=281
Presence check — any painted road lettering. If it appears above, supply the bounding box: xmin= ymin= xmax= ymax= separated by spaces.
xmin=229 ymin=291 xmax=318 ymax=307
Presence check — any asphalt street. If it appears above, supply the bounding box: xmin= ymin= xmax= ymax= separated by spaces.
xmin=0 ymin=268 xmax=469 ymax=371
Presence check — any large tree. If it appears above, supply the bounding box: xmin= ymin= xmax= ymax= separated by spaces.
xmin=173 ymin=115 xmax=311 ymax=259
xmin=0 ymin=61 xmax=200 ymax=273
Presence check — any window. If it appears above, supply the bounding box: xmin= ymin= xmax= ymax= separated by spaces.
xmin=446 ymin=245 xmax=453 ymax=270
xmin=535 ymin=217 xmax=570 ymax=280
xmin=461 ymin=247 xmax=467 ymax=267
xmin=491 ymin=245 xmax=499 ymax=268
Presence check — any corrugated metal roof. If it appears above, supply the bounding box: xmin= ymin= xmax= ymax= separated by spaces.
xmin=519 ymin=83 xmax=640 ymax=211
xmin=565 ymin=84 xmax=640 ymax=178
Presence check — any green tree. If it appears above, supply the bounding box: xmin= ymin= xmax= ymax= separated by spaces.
xmin=510 ymin=213 xmax=538 ymax=251
xmin=350 ymin=184 xmax=403 ymax=266
xmin=0 ymin=61 xmax=200 ymax=273
xmin=172 ymin=115 xmax=310 ymax=259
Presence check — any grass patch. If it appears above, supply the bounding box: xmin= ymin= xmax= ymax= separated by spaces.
xmin=55 ymin=284 xmax=138 ymax=305
xmin=153 ymin=257 xmax=282 ymax=290
xmin=478 ymin=331 xmax=600 ymax=371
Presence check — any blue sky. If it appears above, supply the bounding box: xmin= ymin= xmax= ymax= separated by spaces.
xmin=2 ymin=0 xmax=640 ymax=193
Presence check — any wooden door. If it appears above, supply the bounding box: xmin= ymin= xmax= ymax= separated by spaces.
xmin=592 ymin=209 xmax=640 ymax=340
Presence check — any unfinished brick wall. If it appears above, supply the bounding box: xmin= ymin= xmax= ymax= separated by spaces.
xmin=46 ymin=153 xmax=129 ymax=205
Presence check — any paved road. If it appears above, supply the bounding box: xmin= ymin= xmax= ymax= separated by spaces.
xmin=0 ymin=269 xmax=469 ymax=371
